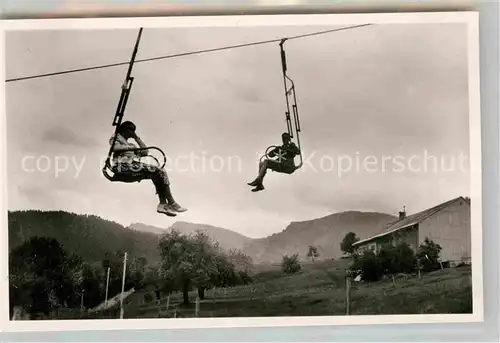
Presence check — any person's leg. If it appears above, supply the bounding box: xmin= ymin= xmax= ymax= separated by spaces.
xmin=248 ymin=159 xmax=270 ymax=186
xmin=141 ymin=163 xmax=187 ymax=213
xmin=160 ymin=175 xmax=187 ymax=212
xmin=129 ymin=162 xmax=182 ymax=216
xmin=250 ymin=159 xmax=283 ymax=192
xmin=112 ymin=161 xmax=177 ymax=216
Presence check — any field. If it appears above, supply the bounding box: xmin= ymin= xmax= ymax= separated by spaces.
xmin=96 ymin=259 xmax=473 ymax=319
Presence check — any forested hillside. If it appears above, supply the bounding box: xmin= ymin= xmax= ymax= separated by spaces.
xmin=8 ymin=210 xmax=160 ymax=263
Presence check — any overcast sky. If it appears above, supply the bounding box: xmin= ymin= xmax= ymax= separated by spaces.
xmin=5 ymin=23 xmax=471 ymax=238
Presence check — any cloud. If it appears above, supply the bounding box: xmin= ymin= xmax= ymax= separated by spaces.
xmin=42 ymin=126 xmax=98 ymax=148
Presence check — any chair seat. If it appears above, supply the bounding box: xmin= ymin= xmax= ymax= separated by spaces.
xmin=269 ymin=160 xmax=296 ymax=175
xmin=103 ymin=166 xmax=144 ymax=183
xmin=274 ymin=167 xmax=296 ymax=175
xmin=110 ymin=172 xmax=145 ymax=183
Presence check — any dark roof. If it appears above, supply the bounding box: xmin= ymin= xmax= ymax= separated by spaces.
xmin=353 ymin=196 xmax=469 ymax=246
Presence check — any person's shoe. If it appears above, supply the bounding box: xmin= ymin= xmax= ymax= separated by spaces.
xmin=251 ymin=184 xmax=265 ymax=192
xmin=247 ymin=178 xmax=263 ymax=186
xmin=247 ymin=179 xmax=259 ymax=186
xmin=170 ymin=202 xmax=187 ymax=213
xmin=157 ymin=203 xmax=177 ymax=217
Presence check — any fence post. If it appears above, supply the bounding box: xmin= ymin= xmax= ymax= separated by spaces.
xmin=166 ymin=295 xmax=170 ymax=310
xmin=80 ymin=289 xmax=85 ymax=313
xmin=195 ymin=296 xmax=200 ymax=317
xmin=212 ymin=287 xmax=216 ymax=307
xmin=345 ymin=275 xmax=351 ymax=315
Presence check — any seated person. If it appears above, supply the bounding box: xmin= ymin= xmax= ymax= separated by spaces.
xmin=247 ymin=132 xmax=300 ymax=192
xmin=109 ymin=120 xmax=187 ymax=217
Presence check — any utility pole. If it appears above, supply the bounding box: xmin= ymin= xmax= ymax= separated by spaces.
xmin=345 ymin=275 xmax=351 ymax=315
xmin=120 ymin=252 xmax=128 ymax=319
xmin=105 ymin=267 xmax=110 ymax=307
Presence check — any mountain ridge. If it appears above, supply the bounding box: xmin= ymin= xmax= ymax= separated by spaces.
xmin=241 ymin=210 xmax=397 ymax=263
xmin=129 ymin=221 xmax=253 ymax=252
xmin=8 ymin=209 xmax=398 ymax=266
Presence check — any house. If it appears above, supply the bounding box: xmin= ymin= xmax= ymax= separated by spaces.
xmin=352 ymin=196 xmax=471 ymax=265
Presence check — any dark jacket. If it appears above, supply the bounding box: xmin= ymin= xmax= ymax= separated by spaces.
xmin=269 ymin=142 xmax=300 ymax=165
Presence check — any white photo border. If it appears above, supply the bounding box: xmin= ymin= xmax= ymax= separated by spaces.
xmin=0 ymin=10 xmax=483 ymax=332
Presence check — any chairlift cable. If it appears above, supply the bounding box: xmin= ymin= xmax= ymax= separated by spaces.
xmin=6 ymin=23 xmax=373 ymax=83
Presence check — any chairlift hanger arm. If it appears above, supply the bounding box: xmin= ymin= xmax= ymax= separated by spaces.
xmin=278 ymin=38 xmax=303 ymax=169
xmin=279 ymin=38 xmax=293 ymax=139
xmin=113 ymin=27 xmax=143 ymax=126
xmin=105 ymin=27 xmax=143 ymax=169
xmin=123 ymin=28 xmax=143 ymax=86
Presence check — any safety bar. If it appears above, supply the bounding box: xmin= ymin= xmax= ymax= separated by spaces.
xmin=104 ymin=146 xmax=167 ymax=170
xmin=259 ymin=145 xmax=280 ymax=164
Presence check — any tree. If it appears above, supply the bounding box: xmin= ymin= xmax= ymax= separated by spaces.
xmin=78 ymin=262 xmax=105 ymax=309
xmin=307 ymin=245 xmax=320 ymax=263
xmin=158 ymin=230 xmax=196 ymax=305
xmin=212 ymin=253 xmax=238 ymax=287
xmin=9 ymin=237 xmax=82 ymax=318
xmin=416 ymin=238 xmax=442 ymax=272
xmin=228 ymin=249 xmax=253 ymax=274
xmin=282 ymin=253 xmax=301 ymax=274
xmin=143 ymin=265 xmax=161 ymax=288
xmin=228 ymin=249 xmax=253 ymax=284
xmin=158 ymin=229 xmax=220 ymax=305
xmin=191 ymin=230 xmax=219 ymax=300
xmin=340 ymin=232 xmax=360 ymax=255
xmin=157 ymin=229 xmax=253 ymax=304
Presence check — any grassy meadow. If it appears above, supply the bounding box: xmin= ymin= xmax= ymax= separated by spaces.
xmin=109 ymin=258 xmax=472 ymax=319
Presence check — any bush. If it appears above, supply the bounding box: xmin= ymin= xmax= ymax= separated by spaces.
xmin=351 ymin=242 xmax=417 ymax=282
xmin=378 ymin=242 xmax=417 ymax=275
xmin=281 ymin=253 xmax=301 ymax=274
xmin=392 ymin=242 xmax=417 ymax=273
xmin=352 ymin=250 xmax=383 ymax=282
xmin=143 ymin=293 xmax=153 ymax=303
xmin=416 ymin=238 xmax=442 ymax=272
xmin=377 ymin=243 xmax=397 ymax=274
